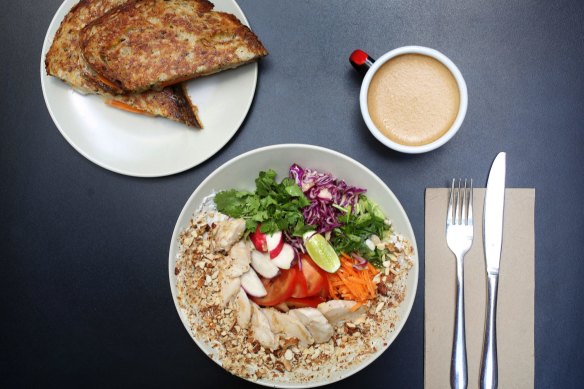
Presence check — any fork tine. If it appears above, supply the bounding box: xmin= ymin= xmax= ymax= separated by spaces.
xmin=455 ymin=178 xmax=461 ymax=225
xmin=468 ymin=179 xmax=473 ymax=225
xmin=462 ymin=179 xmax=467 ymax=225
xmin=447 ymin=179 xmax=454 ymax=225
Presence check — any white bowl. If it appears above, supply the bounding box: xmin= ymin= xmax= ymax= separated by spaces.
xmin=168 ymin=144 xmax=419 ymax=387
xmin=360 ymin=46 xmax=468 ymax=154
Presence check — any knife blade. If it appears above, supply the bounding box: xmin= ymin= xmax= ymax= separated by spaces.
xmin=480 ymin=151 xmax=506 ymax=389
xmin=484 ymin=152 xmax=506 ymax=275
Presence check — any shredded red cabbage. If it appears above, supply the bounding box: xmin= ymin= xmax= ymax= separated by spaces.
xmin=283 ymin=230 xmax=304 ymax=270
xmin=289 ymin=164 xmax=304 ymax=187
xmin=289 ymin=164 xmax=365 ymax=234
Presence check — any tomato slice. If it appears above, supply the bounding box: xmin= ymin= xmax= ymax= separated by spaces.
xmin=251 ymin=268 xmax=297 ymax=307
xmin=300 ymin=254 xmax=326 ymax=297
xmin=285 ymin=296 xmax=326 ymax=309
xmin=291 ymin=270 xmax=308 ymax=298
xmin=317 ymin=279 xmax=330 ymax=299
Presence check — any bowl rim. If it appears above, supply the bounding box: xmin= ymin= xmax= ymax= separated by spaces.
xmin=168 ymin=143 xmax=419 ymax=388
xmin=359 ymin=45 xmax=468 ymax=154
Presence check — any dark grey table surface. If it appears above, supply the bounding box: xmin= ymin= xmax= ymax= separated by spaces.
xmin=2 ymin=0 xmax=584 ymax=387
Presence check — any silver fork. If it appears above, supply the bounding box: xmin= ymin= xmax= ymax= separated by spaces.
xmin=447 ymin=178 xmax=474 ymax=389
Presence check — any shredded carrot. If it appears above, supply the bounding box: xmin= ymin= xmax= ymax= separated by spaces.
xmin=106 ymin=100 xmax=154 ymax=116
xmin=326 ymin=253 xmax=379 ymax=304
xmin=98 ymin=74 xmax=120 ymax=90
xmin=350 ymin=301 xmax=364 ymax=312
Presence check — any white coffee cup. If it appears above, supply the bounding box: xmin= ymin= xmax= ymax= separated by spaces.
xmin=350 ymin=46 xmax=468 ymax=154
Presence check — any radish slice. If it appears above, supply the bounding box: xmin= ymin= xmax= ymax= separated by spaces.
xmin=251 ymin=250 xmax=280 ymax=279
xmin=250 ymin=225 xmax=268 ymax=252
xmin=271 ymin=243 xmax=295 ymax=269
xmin=269 ymin=237 xmax=284 ymax=259
xmin=241 ymin=268 xmax=267 ymax=297
xmin=266 ymin=231 xmax=283 ymax=251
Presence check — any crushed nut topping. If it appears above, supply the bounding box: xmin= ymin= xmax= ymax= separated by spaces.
xmin=175 ymin=210 xmax=414 ymax=383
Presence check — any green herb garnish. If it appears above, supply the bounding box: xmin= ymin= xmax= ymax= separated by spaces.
xmin=214 ymin=170 xmax=313 ymax=235
xmin=329 ymin=196 xmax=392 ymax=268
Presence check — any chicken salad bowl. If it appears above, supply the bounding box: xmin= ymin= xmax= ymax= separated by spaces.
xmin=169 ymin=144 xmax=418 ymax=387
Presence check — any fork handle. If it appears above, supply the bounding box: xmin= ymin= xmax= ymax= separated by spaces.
xmin=480 ymin=274 xmax=499 ymax=389
xmin=451 ymin=254 xmax=468 ymax=389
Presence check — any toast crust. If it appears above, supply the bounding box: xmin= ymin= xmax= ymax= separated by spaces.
xmin=45 ymin=0 xmax=202 ymax=127
xmin=80 ymin=0 xmax=268 ymax=93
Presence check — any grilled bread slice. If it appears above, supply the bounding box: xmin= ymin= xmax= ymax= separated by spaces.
xmin=80 ymin=0 xmax=268 ymax=93
xmin=45 ymin=0 xmax=202 ymax=127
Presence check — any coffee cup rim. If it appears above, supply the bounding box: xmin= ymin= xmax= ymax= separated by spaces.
xmin=359 ymin=46 xmax=468 ymax=154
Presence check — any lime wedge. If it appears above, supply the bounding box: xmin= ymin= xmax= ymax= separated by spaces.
xmin=303 ymin=232 xmax=340 ymax=273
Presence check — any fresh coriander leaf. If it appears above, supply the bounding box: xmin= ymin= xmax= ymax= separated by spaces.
xmin=293 ymin=221 xmax=315 ymax=237
xmin=251 ymin=210 xmax=269 ymax=222
xmin=214 ymin=190 xmax=251 ymax=217
xmin=235 ymin=191 xmax=251 ymax=198
xmin=297 ymin=195 xmax=311 ymax=207
xmin=284 ymin=183 xmax=304 ymax=197
xmin=260 ymin=196 xmax=278 ymax=208
xmin=255 ymin=170 xmax=278 ymax=196
xmin=245 ymin=219 xmax=258 ymax=232
xmin=260 ymin=220 xmax=278 ymax=234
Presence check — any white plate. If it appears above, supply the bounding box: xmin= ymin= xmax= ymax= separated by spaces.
xmin=168 ymin=144 xmax=419 ymax=387
xmin=40 ymin=0 xmax=258 ymax=177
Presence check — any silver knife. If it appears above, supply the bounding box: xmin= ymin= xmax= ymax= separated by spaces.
xmin=480 ymin=152 xmax=506 ymax=389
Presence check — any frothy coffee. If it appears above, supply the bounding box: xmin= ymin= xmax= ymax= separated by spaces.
xmin=367 ymin=54 xmax=460 ymax=146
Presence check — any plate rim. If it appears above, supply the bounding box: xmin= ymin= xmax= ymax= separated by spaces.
xmin=40 ymin=0 xmax=258 ymax=178
xmin=167 ymin=143 xmax=419 ymax=388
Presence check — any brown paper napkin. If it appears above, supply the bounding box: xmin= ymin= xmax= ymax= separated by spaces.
xmin=424 ymin=188 xmax=535 ymax=389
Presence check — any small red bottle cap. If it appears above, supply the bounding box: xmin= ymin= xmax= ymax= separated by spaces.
xmin=349 ymin=49 xmax=375 ymax=73
xmin=350 ymin=50 xmax=369 ymax=66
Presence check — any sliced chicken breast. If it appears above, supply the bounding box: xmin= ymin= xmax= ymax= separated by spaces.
xmin=261 ymin=308 xmax=284 ymax=332
xmin=263 ymin=308 xmax=314 ymax=346
xmin=220 ymin=276 xmax=241 ymax=307
xmin=235 ymin=288 xmax=252 ymax=329
xmin=250 ymin=303 xmax=279 ymax=350
xmin=317 ymin=300 xmax=367 ymax=326
xmin=289 ymin=308 xmax=334 ymax=343
xmin=214 ymin=219 xmax=246 ymax=251
xmin=226 ymin=240 xmax=251 ymax=277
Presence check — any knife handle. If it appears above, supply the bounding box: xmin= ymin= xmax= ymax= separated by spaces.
xmin=480 ymin=273 xmax=499 ymax=389
xmin=451 ymin=254 xmax=468 ymax=389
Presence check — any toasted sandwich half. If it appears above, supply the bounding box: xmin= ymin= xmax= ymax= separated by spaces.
xmin=79 ymin=0 xmax=268 ymax=94
xmin=45 ymin=0 xmax=202 ymax=127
